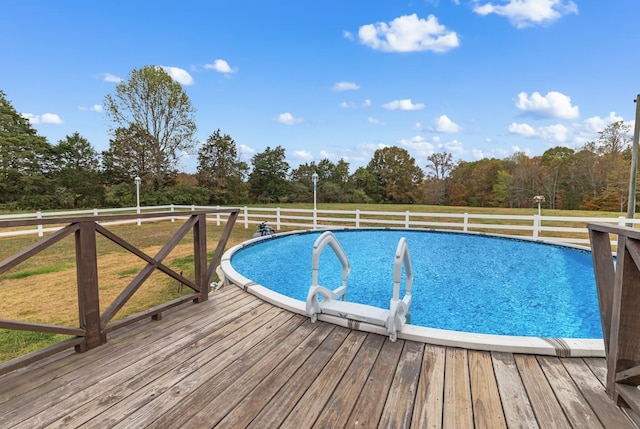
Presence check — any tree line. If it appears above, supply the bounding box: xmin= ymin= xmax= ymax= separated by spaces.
xmin=0 ymin=66 xmax=635 ymax=212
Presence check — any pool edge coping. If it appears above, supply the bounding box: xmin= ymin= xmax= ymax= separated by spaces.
xmin=220 ymin=228 xmax=605 ymax=358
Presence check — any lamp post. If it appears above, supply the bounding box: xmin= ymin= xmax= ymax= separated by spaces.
xmin=135 ymin=176 xmax=141 ymax=226
xmin=312 ymin=172 xmax=318 ymax=229
xmin=533 ymin=195 xmax=545 ymax=217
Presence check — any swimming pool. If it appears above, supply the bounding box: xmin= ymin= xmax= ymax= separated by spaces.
xmin=221 ymin=228 xmax=605 ymax=356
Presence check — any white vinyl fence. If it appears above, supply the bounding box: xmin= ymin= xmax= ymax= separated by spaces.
xmin=0 ymin=204 xmax=636 ymax=247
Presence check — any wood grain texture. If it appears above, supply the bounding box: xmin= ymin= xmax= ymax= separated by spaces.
xmin=443 ymin=347 xmax=473 ymax=429
xmin=469 ymin=350 xmax=506 ymax=429
xmin=411 ymin=344 xmax=446 ymax=429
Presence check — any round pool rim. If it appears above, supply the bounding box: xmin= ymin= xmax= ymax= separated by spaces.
xmin=219 ymin=227 xmax=605 ymax=357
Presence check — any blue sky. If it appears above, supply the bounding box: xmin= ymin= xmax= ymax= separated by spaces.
xmin=1 ymin=0 xmax=638 ymax=174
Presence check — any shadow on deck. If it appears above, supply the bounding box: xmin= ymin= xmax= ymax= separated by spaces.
xmin=0 ymin=286 xmax=637 ymax=428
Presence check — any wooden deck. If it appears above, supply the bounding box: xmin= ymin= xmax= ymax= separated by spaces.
xmin=0 ymin=286 xmax=638 ymax=429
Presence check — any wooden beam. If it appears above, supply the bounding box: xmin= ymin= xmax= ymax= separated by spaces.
xmin=75 ymin=221 xmax=103 ymax=351
xmin=0 ymin=319 xmax=84 ymax=336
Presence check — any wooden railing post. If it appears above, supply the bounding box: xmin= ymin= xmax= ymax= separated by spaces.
xmin=588 ymin=223 xmax=640 ymax=412
xmin=75 ymin=221 xmax=104 ymax=352
xmin=193 ymin=213 xmax=208 ymax=303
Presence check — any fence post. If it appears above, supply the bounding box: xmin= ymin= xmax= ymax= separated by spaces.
xmin=75 ymin=221 xmax=105 ymax=351
xmin=244 ymin=206 xmax=249 ymax=229
xmin=276 ymin=207 xmax=281 ymax=230
xmin=405 ymin=211 xmax=410 ymax=228
xmin=36 ymin=211 xmax=43 ymax=237
xmin=170 ymin=204 xmax=175 ymax=222
xmin=463 ymin=213 xmax=468 ymax=232
xmin=618 ymin=216 xmax=626 ymax=226
xmin=533 ymin=215 xmax=539 ymax=239
xmin=356 ymin=209 xmax=360 ymax=228
xmin=216 ymin=206 xmax=221 ymax=226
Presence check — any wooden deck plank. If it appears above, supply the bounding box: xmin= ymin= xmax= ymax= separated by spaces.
xmin=1 ymin=293 xmax=266 ymax=428
xmin=278 ymin=330 xmax=368 ymax=428
xmin=537 ymin=355 xmax=603 ymax=428
xmin=378 ymin=340 xmax=424 ymax=428
xmin=0 ymin=285 xmax=247 ymax=404
xmin=311 ymin=333 xmax=385 ymax=428
xmin=491 ymin=351 xmax=539 ymax=429
xmin=245 ymin=326 xmax=352 ymax=428
xmin=28 ymin=302 xmax=283 ymax=429
xmin=104 ymin=308 xmax=296 ymax=428
xmin=443 ymin=347 xmax=473 ymax=429
xmin=584 ymin=357 xmax=608 ymax=387
xmin=0 ymin=287 xmax=629 ymax=429
xmin=562 ymin=358 xmax=638 ymax=429
xmin=469 ymin=350 xmax=507 ymax=429
xmin=344 ymin=338 xmax=404 ymax=428
xmin=214 ymin=322 xmax=338 ymax=428
xmin=183 ymin=320 xmax=332 ymax=428
xmin=411 ymin=344 xmax=446 ymax=429
xmin=515 ymin=354 xmax=571 ymax=428
xmin=148 ymin=315 xmax=312 ymax=428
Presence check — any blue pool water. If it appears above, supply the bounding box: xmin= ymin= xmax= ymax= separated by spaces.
xmin=230 ymin=229 xmax=602 ymax=339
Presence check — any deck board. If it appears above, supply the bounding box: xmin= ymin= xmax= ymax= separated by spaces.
xmin=0 ymin=286 xmax=637 ymax=429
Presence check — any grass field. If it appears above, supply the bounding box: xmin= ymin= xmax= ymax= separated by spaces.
xmin=0 ymin=204 xmax=627 ymax=363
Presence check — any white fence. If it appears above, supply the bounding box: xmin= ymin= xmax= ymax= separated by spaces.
xmin=0 ymin=204 xmax=636 ymax=247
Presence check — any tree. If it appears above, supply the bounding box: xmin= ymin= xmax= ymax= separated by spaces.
xmin=196 ymin=129 xmax=248 ymax=204
xmin=51 ymin=132 xmax=102 ymax=208
xmin=0 ymin=90 xmax=53 ymax=208
xmin=540 ymin=146 xmax=574 ymax=209
xmin=366 ymin=146 xmax=424 ymax=203
xmin=103 ymin=66 xmax=197 ymax=190
xmin=424 ymin=151 xmax=455 ymax=204
xmin=248 ymin=146 xmax=290 ymax=203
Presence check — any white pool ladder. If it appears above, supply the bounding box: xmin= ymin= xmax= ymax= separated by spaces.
xmin=305 ymin=231 xmax=413 ymax=341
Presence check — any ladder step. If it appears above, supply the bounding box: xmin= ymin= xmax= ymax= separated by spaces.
xmin=320 ymin=301 xmax=389 ymax=327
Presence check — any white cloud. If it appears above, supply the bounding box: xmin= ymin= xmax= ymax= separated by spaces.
xmin=358 ymin=13 xmax=460 ymax=53
xmin=539 ymin=124 xmax=569 ymax=142
xmin=294 ymin=150 xmax=313 ymax=160
xmin=160 ymin=66 xmax=194 ymax=85
xmin=238 ymin=144 xmax=255 ymax=156
xmin=368 ymin=117 xmax=384 ymax=125
xmin=78 ymin=104 xmax=103 ymax=112
xmin=276 ymin=112 xmax=303 ymax=125
xmin=204 ymin=59 xmax=237 ymax=74
xmin=508 ymin=121 xmax=568 ymax=142
xmin=363 ymin=99 xmax=372 ymax=107
xmin=582 ymin=112 xmax=624 ymax=134
xmin=22 ymin=112 xmax=63 ymax=125
xmin=332 ymin=81 xmax=360 ymax=91
xmin=515 ymin=91 xmax=579 ymax=119
xmin=320 ymin=150 xmax=337 ymax=160
xmin=339 ymin=101 xmax=355 ymax=109
xmin=343 ymin=30 xmax=354 ymax=40
xmin=103 ymin=73 xmax=122 ymax=83
xmin=474 ymin=0 xmax=578 ymax=28
xmin=415 ymin=122 xmax=423 ymax=129
xmin=383 ymin=99 xmax=425 ymax=111
xmin=508 ymin=122 xmax=536 ymax=136
xmin=434 ymin=114 xmax=461 ymax=133
xmin=399 ymin=135 xmax=436 ymax=157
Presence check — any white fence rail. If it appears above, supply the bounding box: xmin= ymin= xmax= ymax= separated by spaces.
xmin=0 ymin=204 xmax=636 ymax=246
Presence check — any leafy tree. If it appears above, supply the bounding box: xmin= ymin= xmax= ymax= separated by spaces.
xmin=366 ymin=146 xmax=424 ymax=203
xmin=196 ymin=129 xmax=249 ymax=204
xmin=51 ymin=132 xmax=102 ymax=208
xmin=103 ymin=66 xmax=197 ymax=190
xmin=248 ymin=146 xmax=290 ymax=203
xmin=0 ymin=90 xmax=53 ymax=208
xmin=424 ymin=151 xmax=455 ymax=204
xmin=540 ymin=146 xmax=574 ymax=209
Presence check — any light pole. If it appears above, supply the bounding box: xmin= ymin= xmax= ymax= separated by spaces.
xmin=135 ymin=176 xmax=141 ymax=226
xmin=533 ymin=195 xmax=545 ymax=217
xmin=312 ymin=172 xmax=318 ymax=229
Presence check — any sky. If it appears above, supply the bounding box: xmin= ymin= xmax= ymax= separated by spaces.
xmin=1 ymin=0 xmax=639 ymax=174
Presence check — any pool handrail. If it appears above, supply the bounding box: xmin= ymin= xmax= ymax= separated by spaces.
xmin=388 ymin=237 xmax=413 ymax=339
xmin=306 ymin=231 xmax=351 ymax=320
xmin=306 ymin=231 xmax=413 ymax=341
